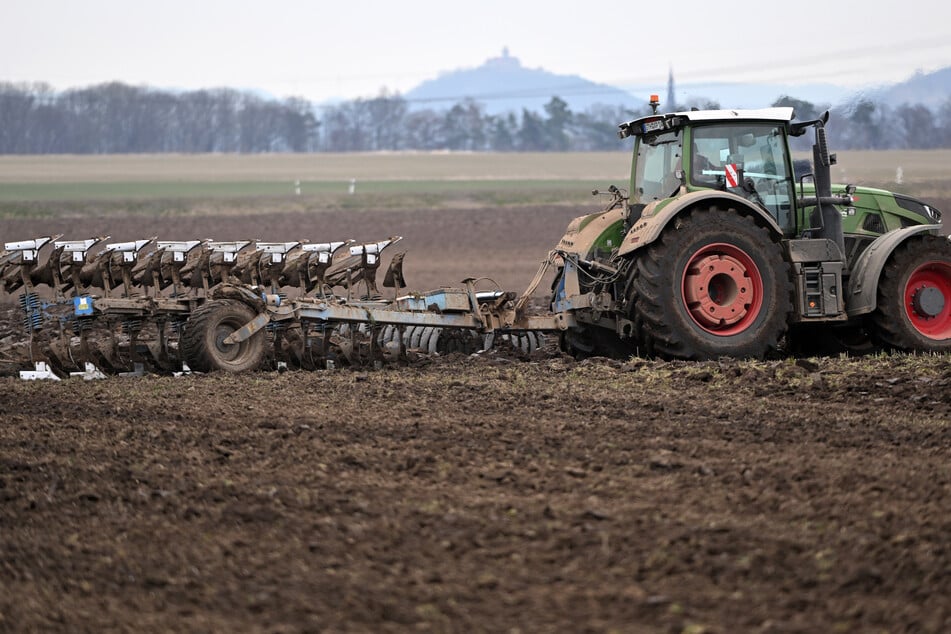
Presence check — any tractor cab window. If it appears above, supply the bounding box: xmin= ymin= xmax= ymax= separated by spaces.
xmin=632 ymin=130 xmax=682 ymax=204
xmin=690 ymin=124 xmax=795 ymax=233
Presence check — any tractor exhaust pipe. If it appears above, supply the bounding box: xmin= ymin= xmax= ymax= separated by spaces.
xmin=811 ymin=117 xmax=846 ymax=258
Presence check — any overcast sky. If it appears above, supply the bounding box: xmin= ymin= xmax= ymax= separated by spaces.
xmin=3 ymin=0 xmax=950 ymax=102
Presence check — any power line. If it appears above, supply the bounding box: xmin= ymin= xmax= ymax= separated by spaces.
xmin=608 ymin=36 xmax=951 ymax=87
xmin=309 ymin=35 xmax=951 ymax=106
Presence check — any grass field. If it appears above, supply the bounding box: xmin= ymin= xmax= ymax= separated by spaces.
xmin=1 ymin=150 xmax=949 ymax=208
xmin=0 ymin=152 xmax=632 ymax=213
xmin=0 ymin=152 xmax=631 ymax=184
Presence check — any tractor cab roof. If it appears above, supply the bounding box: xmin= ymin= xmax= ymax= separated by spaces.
xmin=618 ymin=107 xmax=795 ymax=139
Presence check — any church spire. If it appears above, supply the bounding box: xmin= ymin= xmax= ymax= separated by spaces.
xmin=666 ymin=66 xmax=677 ymax=112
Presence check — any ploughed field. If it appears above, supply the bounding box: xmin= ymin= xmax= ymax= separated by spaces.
xmin=0 ymin=203 xmax=591 ymax=294
xmin=2 ymin=202 xmax=951 ymax=632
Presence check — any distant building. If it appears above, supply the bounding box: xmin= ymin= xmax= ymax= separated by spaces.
xmin=666 ymin=67 xmax=677 ymax=112
xmin=486 ymin=47 xmax=520 ymax=70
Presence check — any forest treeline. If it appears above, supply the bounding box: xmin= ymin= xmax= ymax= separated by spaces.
xmin=2 ymin=81 xmax=951 ymax=154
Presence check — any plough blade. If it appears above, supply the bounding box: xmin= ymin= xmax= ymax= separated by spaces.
xmin=1 ymin=232 xmax=549 ymax=377
xmin=324 ymin=236 xmax=402 ymax=297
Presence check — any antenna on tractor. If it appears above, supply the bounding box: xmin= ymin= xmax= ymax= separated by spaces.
xmin=649 ymin=94 xmax=660 ymax=114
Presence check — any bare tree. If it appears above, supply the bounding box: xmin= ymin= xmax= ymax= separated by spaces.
xmin=2 ymin=82 xmax=950 ymax=154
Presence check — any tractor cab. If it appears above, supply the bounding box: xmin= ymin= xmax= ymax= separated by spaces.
xmin=620 ymin=105 xmax=800 ymax=236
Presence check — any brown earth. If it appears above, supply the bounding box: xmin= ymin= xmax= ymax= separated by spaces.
xmin=2 ymin=203 xmax=951 ymax=632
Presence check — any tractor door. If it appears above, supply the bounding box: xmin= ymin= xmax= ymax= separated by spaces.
xmin=630 ymin=129 xmax=683 ymax=205
xmin=688 ymin=123 xmax=797 ymax=235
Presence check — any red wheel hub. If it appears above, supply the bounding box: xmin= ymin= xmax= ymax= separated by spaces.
xmin=682 ymin=243 xmax=764 ymax=336
xmin=904 ymin=260 xmax=951 ymax=340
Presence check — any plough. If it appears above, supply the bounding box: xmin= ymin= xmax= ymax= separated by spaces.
xmin=0 ymin=234 xmax=551 ymax=378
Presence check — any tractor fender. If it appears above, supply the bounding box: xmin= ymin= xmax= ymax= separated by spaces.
xmin=846 ymin=224 xmax=942 ymax=317
xmin=617 ymin=190 xmax=784 ymax=257
xmin=555 ymin=207 xmax=626 ymax=258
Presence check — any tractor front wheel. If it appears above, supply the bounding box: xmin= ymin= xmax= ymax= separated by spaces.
xmin=182 ymin=299 xmax=265 ymax=372
xmin=871 ymin=235 xmax=951 ymax=352
xmin=628 ymin=207 xmax=792 ymax=360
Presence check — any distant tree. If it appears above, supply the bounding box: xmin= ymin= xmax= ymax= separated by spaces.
xmin=365 ymin=91 xmax=407 ymax=150
xmin=60 ymin=83 xmax=118 ymax=152
xmin=238 ymin=95 xmax=277 ymax=152
xmin=543 ymin=96 xmax=572 ymax=151
xmin=840 ymin=98 xmax=884 ymax=149
xmin=196 ymin=89 xmax=242 ymax=152
xmin=571 ymin=104 xmax=633 ymax=151
xmin=772 ymin=95 xmax=821 ymax=121
xmin=938 ymin=98 xmax=951 ymax=147
xmin=279 ymin=97 xmax=319 ymax=152
xmin=440 ymin=99 xmax=486 ymax=151
xmin=898 ymin=104 xmax=938 ymax=149
xmin=5 ymin=81 xmax=951 ymax=154
xmin=320 ymin=101 xmax=363 ymax=151
xmin=28 ymin=86 xmax=67 ymax=153
xmin=517 ymin=109 xmax=546 ymax=151
xmin=403 ymin=109 xmax=443 ymax=150
xmin=487 ymin=113 xmax=517 ymax=151
xmin=0 ymin=83 xmax=38 ymax=153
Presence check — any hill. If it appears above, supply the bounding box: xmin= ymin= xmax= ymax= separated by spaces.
xmin=403 ymin=51 xmax=951 ymax=116
xmin=869 ymin=66 xmax=951 ymax=110
xmin=670 ymin=67 xmax=951 ymax=112
xmin=404 ymin=48 xmax=637 ymax=115
xmin=668 ymin=81 xmax=850 ymax=110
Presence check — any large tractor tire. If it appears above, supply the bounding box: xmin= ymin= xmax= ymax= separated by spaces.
xmin=870 ymin=235 xmax=951 ymax=352
xmin=628 ymin=207 xmax=792 ymax=360
xmin=181 ymin=299 xmax=265 ymax=372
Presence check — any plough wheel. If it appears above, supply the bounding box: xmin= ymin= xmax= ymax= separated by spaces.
xmin=181 ymin=299 xmax=265 ymax=373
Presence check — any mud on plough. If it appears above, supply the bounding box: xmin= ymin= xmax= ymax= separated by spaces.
xmin=0 ymin=235 xmax=548 ymax=378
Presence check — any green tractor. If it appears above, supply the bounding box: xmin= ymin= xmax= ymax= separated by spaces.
xmin=552 ymin=99 xmax=950 ymax=359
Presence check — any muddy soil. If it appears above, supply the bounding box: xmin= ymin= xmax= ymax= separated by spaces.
xmin=2 ymin=204 xmax=951 ymax=632
xmin=1 ymin=354 xmax=950 ymax=633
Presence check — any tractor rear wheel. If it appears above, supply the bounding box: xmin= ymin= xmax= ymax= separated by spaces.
xmin=870 ymin=235 xmax=951 ymax=352
xmin=182 ymin=299 xmax=265 ymax=372
xmin=628 ymin=207 xmax=792 ymax=360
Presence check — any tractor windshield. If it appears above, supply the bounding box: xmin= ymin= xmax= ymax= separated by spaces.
xmin=632 ymin=129 xmax=682 ymax=204
xmin=689 ymin=123 xmax=795 ymax=232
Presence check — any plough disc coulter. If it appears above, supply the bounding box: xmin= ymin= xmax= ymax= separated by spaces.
xmin=0 ymin=235 xmax=548 ymax=377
